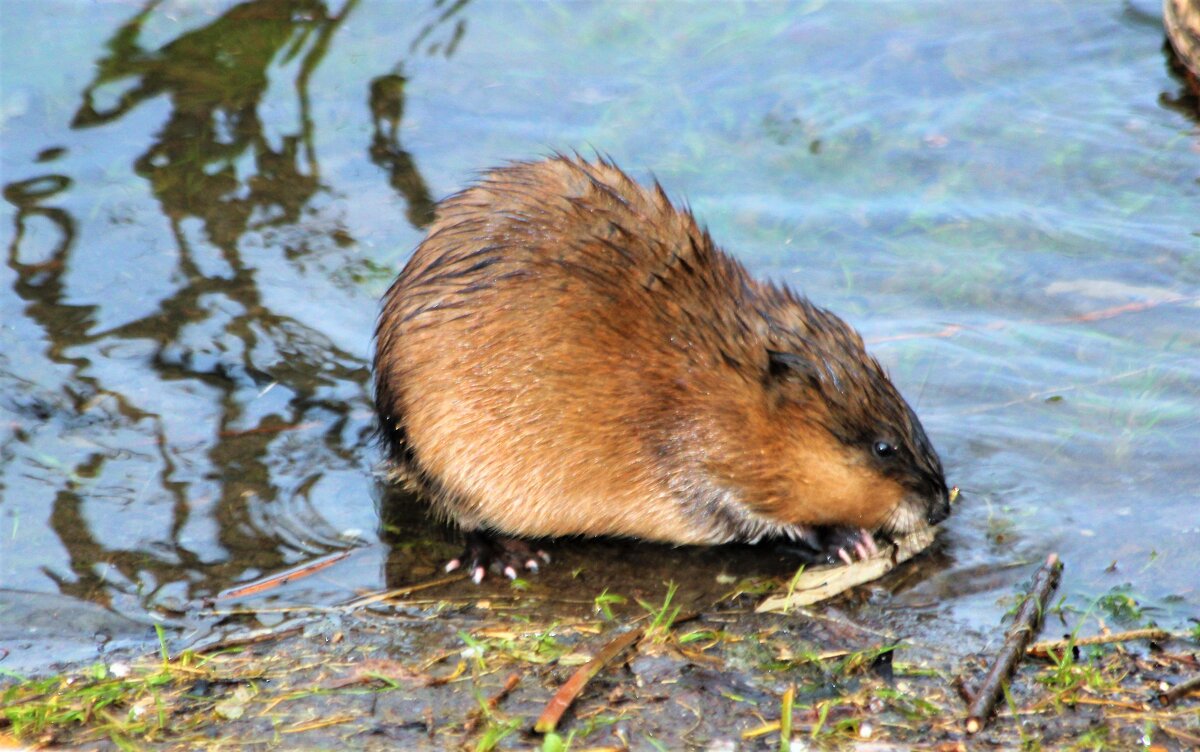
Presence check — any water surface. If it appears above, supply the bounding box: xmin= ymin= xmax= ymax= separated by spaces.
xmin=2 ymin=0 xmax=1197 ymax=673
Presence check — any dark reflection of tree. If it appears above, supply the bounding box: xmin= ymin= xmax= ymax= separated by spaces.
xmin=365 ymin=0 xmax=471 ymax=230
xmin=72 ymin=0 xmax=340 ymax=248
xmin=4 ymin=177 xmax=101 ymax=605
xmin=5 ymin=176 xmax=81 ymax=353
xmin=1 ymin=0 xmax=380 ymax=613
xmin=369 ymin=69 xmax=436 ymax=229
xmin=410 ymin=0 xmax=471 ymax=58
xmin=4 ymin=174 xmax=202 ymax=607
xmin=4 ymin=0 xmax=479 ymax=619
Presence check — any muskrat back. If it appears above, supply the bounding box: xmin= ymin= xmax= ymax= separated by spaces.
xmin=375 ymin=156 xmax=949 ymax=558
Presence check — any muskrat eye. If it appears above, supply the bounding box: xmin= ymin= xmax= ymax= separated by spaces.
xmin=872 ymin=440 xmax=897 ymax=459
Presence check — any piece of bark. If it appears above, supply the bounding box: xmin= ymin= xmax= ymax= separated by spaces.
xmin=965 ymin=553 xmax=1063 ymax=734
xmin=756 ymin=527 xmax=937 ymax=613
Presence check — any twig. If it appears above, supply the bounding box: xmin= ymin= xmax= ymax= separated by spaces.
xmin=214 ymin=550 xmax=353 ymax=601
xmin=951 ymin=675 xmax=974 ymax=705
xmin=487 ymin=671 xmax=522 ymax=710
xmin=533 ymin=627 xmax=644 ymax=734
xmin=1161 ymin=724 xmax=1200 ymax=746
xmin=463 ymin=672 xmax=523 ymax=734
xmin=281 ymin=713 xmax=358 ymax=734
xmin=1028 ymin=695 xmax=1148 ymax=713
xmin=1027 ymin=627 xmax=1172 ymax=657
xmin=1157 ymin=674 xmax=1200 ymax=707
xmin=965 ymin=553 xmax=1063 ymax=734
xmin=341 ymin=572 xmax=469 ymax=611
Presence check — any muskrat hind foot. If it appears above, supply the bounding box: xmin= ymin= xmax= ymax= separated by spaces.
xmin=445 ymin=530 xmax=551 ymax=584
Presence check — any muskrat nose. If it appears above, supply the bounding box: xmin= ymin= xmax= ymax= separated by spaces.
xmin=926 ymin=489 xmax=952 ymax=526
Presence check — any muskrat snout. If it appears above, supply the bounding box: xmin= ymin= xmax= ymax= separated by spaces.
xmin=867 ymin=429 xmax=951 ymax=538
xmin=926 ymin=487 xmax=952 ymax=527
xmin=881 ymin=487 xmax=949 ymax=538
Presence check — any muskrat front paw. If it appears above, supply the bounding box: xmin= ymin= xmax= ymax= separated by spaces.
xmin=819 ymin=527 xmax=879 ymax=565
xmin=778 ymin=527 xmax=880 ymax=566
xmin=445 ymin=530 xmax=551 ymax=584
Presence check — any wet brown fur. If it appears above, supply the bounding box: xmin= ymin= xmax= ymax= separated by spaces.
xmin=375 ymin=156 xmax=948 ymax=546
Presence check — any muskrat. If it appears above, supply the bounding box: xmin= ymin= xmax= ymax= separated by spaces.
xmin=375 ymin=156 xmax=950 ymax=581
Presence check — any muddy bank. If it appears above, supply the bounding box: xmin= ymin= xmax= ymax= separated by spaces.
xmin=5 ymin=544 xmax=1198 ymax=750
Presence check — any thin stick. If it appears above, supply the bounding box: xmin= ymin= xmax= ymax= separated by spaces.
xmin=533 ymin=627 xmax=643 ymax=734
xmin=951 ymin=675 xmax=974 ymax=705
xmin=1157 ymin=674 xmax=1200 ymax=707
xmin=214 ymin=550 xmax=353 ymax=601
xmin=463 ymin=672 xmax=523 ymax=734
xmin=965 ymin=553 xmax=1063 ymax=734
xmin=1161 ymin=724 xmax=1200 ymax=747
xmin=342 ymin=572 xmax=468 ymax=610
xmin=1027 ymin=627 xmax=1172 ymax=657
xmin=488 ymin=671 xmax=522 ymax=710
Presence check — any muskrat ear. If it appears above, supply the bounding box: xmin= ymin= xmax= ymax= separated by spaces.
xmin=766 ymin=349 xmax=821 ymax=387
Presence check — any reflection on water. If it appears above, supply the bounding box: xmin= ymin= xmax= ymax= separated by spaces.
xmin=1 ymin=0 xmax=1198 ymax=673
xmin=0 ymin=0 xmax=455 ymax=665
xmin=369 ymin=70 xmax=436 ymax=229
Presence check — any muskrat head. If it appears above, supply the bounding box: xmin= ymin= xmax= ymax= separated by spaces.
xmin=747 ymin=298 xmax=951 ymax=539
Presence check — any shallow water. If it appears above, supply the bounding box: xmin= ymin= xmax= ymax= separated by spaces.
xmin=1 ymin=0 xmax=1197 ymax=674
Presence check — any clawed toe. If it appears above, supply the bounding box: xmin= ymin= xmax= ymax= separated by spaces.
xmin=447 ymin=531 xmax=550 ymax=583
xmin=780 ymin=526 xmax=882 ymax=566
xmin=825 ymin=527 xmax=879 ymax=565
